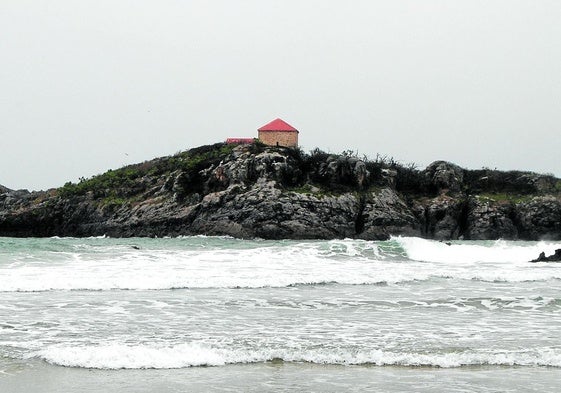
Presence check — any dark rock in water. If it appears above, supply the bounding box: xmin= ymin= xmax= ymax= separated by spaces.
xmin=530 ymin=249 xmax=561 ymax=262
xmin=1 ymin=142 xmax=560 ymax=240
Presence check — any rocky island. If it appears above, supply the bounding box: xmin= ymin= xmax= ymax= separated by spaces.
xmin=1 ymin=142 xmax=560 ymax=240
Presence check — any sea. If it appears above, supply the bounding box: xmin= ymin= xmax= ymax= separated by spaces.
xmin=1 ymin=235 xmax=561 ymax=392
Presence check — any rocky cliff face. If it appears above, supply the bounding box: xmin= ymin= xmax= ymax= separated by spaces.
xmin=1 ymin=143 xmax=560 ymax=240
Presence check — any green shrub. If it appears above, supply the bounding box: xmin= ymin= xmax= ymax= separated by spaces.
xmin=58 ymin=167 xmax=142 ymax=198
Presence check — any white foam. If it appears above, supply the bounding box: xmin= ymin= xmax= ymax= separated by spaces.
xmin=0 ymin=241 xmax=388 ymax=291
xmin=2 ymin=237 xmax=561 ymax=292
xmin=35 ymin=343 xmax=227 ymax=369
xmin=393 ymin=237 xmax=561 ymax=283
xmin=395 ymin=236 xmax=561 ymax=264
xmin=34 ymin=343 xmax=561 ymax=369
xmin=49 ymin=235 xmax=108 ymax=240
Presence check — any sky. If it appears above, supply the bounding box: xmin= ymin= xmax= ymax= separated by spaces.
xmin=1 ymin=0 xmax=560 ymax=190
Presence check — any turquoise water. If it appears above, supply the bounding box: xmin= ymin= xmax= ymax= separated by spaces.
xmin=1 ymin=236 xmax=561 ymax=392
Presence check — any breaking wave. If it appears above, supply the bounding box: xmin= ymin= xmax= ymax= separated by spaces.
xmin=1 ymin=237 xmax=561 ymax=292
xmin=34 ymin=343 xmax=561 ymax=369
xmin=394 ymin=236 xmax=561 ymax=264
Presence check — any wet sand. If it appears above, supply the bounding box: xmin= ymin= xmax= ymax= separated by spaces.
xmin=2 ymin=359 xmax=561 ymax=393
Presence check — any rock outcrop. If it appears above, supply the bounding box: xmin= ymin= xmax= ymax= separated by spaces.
xmin=531 ymin=249 xmax=561 ymax=262
xmin=464 ymin=197 xmax=518 ymax=240
xmin=1 ymin=142 xmax=560 ymax=240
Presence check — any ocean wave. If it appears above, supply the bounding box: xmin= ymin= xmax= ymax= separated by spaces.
xmin=394 ymin=236 xmax=561 ymax=264
xmin=2 ymin=237 xmax=561 ymax=292
xmin=49 ymin=235 xmax=109 ymax=240
xmin=2 ymin=265 xmax=561 ymax=292
xmin=33 ymin=343 xmax=561 ymax=369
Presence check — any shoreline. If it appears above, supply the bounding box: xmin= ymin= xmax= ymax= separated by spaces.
xmin=3 ymin=359 xmax=561 ymax=393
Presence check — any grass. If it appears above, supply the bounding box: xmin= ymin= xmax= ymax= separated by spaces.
xmin=100 ymin=195 xmax=129 ymax=208
xmin=54 ymin=141 xmax=560 ymax=205
xmin=475 ymin=193 xmax=535 ymax=204
xmin=58 ymin=167 xmax=143 ymax=198
xmin=57 ymin=142 xmax=238 ymax=199
xmin=146 ymin=143 xmax=237 ymax=176
xmin=285 ymin=184 xmax=340 ymax=198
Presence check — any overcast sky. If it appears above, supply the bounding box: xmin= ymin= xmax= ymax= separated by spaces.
xmin=1 ymin=1 xmax=560 ymax=190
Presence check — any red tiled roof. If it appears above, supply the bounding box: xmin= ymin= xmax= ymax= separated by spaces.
xmin=258 ymin=118 xmax=298 ymax=132
xmin=226 ymin=138 xmax=254 ymax=144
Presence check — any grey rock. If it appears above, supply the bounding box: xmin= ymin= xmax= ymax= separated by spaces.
xmin=1 ymin=143 xmax=560 ymax=241
xmin=358 ymin=188 xmax=420 ymax=240
xmin=413 ymin=195 xmax=465 ymax=240
xmin=465 ymin=197 xmax=518 ymax=240
xmin=424 ymin=161 xmax=464 ymax=194
xmin=516 ymin=196 xmax=561 ymax=240
xmin=531 ymin=249 xmax=561 ymax=262
xmin=0 ymin=184 xmax=12 ymax=194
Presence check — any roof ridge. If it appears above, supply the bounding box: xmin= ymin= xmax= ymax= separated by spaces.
xmin=258 ymin=118 xmax=298 ymax=132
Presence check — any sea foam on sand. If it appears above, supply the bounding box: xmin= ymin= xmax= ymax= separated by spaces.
xmin=34 ymin=343 xmax=561 ymax=369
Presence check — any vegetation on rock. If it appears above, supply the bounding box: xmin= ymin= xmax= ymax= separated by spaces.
xmin=1 ymin=141 xmax=560 ymax=240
